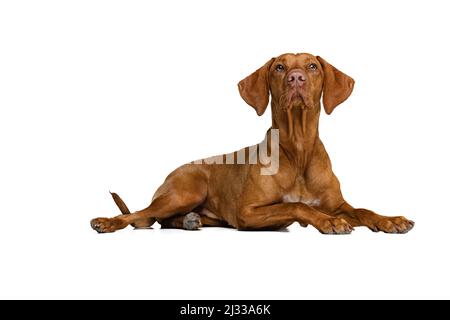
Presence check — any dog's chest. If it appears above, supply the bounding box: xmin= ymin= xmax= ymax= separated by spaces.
xmin=281 ymin=177 xmax=321 ymax=207
xmin=282 ymin=193 xmax=321 ymax=207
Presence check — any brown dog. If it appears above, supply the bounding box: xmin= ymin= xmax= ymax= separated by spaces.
xmin=91 ymin=53 xmax=414 ymax=234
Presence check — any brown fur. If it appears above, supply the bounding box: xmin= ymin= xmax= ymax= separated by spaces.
xmin=91 ymin=53 xmax=414 ymax=234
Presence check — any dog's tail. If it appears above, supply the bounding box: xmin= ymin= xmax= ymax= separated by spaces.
xmin=109 ymin=191 xmax=131 ymax=215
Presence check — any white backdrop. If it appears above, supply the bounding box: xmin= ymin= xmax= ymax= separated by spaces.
xmin=1 ymin=0 xmax=449 ymax=299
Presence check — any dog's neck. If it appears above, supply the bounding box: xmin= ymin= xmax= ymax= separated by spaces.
xmin=270 ymin=101 xmax=320 ymax=167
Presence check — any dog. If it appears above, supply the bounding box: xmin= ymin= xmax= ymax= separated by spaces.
xmin=91 ymin=53 xmax=414 ymax=234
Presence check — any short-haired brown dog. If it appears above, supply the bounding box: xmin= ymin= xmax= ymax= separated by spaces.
xmin=91 ymin=53 xmax=414 ymax=234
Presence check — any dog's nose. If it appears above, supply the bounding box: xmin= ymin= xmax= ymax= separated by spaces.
xmin=287 ymin=69 xmax=306 ymax=86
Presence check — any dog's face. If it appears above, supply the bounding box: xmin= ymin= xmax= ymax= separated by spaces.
xmin=269 ymin=53 xmax=324 ymax=112
xmin=238 ymin=53 xmax=354 ymax=116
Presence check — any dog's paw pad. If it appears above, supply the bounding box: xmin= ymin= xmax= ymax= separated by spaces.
xmin=183 ymin=212 xmax=202 ymax=230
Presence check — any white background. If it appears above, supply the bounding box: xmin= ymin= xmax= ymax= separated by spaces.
xmin=1 ymin=0 xmax=449 ymax=299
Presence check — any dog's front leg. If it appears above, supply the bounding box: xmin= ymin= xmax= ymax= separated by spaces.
xmin=237 ymin=202 xmax=353 ymax=234
xmin=332 ymin=202 xmax=414 ymax=233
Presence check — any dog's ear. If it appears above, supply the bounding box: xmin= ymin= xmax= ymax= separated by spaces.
xmin=317 ymin=56 xmax=355 ymax=115
xmin=238 ymin=58 xmax=274 ymax=116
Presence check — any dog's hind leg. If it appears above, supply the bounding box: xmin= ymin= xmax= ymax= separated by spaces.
xmin=109 ymin=192 xmax=156 ymax=228
xmin=90 ymin=166 xmax=208 ymax=233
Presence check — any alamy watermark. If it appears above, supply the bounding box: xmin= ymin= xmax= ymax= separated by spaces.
xmin=192 ymin=129 xmax=279 ymax=175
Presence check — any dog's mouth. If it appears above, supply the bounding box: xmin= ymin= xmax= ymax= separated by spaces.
xmin=291 ymin=91 xmax=304 ymax=102
xmin=280 ymin=88 xmax=309 ymax=110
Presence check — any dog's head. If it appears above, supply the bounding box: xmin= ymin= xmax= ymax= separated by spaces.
xmin=238 ymin=53 xmax=354 ymax=116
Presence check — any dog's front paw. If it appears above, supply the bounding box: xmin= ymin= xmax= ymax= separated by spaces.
xmin=315 ymin=217 xmax=353 ymax=235
xmin=90 ymin=217 xmax=127 ymax=233
xmin=368 ymin=216 xmax=414 ymax=234
xmin=183 ymin=212 xmax=202 ymax=230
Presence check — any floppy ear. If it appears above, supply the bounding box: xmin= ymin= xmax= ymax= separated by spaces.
xmin=238 ymin=58 xmax=274 ymax=116
xmin=317 ymin=56 xmax=355 ymax=115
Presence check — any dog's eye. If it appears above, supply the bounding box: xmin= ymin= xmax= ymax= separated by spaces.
xmin=308 ymin=63 xmax=318 ymax=70
xmin=275 ymin=64 xmax=285 ymax=72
